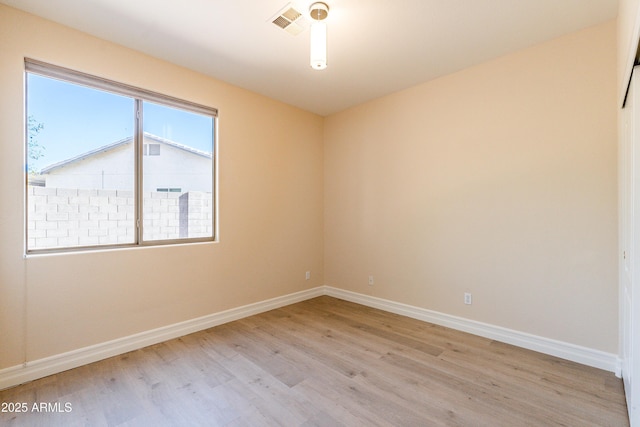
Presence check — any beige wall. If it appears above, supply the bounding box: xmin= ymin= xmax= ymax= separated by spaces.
xmin=0 ymin=5 xmax=324 ymax=368
xmin=618 ymin=0 xmax=640 ymax=106
xmin=324 ymin=21 xmax=618 ymax=352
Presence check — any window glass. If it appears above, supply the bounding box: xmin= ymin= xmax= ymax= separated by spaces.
xmin=142 ymin=101 xmax=214 ymax=241
xmin=25 ymin=61 xmax=217 ymax=253
xmin=27 ymin=74 xmax=135 ymax=250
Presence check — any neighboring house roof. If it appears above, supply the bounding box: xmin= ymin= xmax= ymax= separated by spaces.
xmin=40 ymin=133 xmax=212 ymax=174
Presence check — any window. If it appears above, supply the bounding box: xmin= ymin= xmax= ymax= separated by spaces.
xmin=144 ymin=143 xmax=161 ymax=156
xmin=25 ymin=59 xmax=217 ymax=253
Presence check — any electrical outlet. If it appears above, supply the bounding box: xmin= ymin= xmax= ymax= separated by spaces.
xmin=305 ymin=271 xmax=311 ymax=280
xmin=464 ymin=293 xmax=472 ymax=305
xmin=368 ymin=276 xmax=374 ymax=286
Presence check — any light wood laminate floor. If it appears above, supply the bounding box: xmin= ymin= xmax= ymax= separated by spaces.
xmin=0 ymin=296 xmax=629 ymax=426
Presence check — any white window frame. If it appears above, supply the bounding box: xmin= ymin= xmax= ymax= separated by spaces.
xmin=25 ymin=58 xmax=218 ymax=254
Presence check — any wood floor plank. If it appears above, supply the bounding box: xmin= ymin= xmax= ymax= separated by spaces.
xmin=0 ymin=296 xmax=629 ymax=426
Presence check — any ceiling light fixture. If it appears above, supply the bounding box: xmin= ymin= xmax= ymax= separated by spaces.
xmin=309 ymin=2 xmax=329 ymax=70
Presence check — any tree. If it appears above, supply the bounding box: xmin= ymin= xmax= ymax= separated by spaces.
xmin=27 ymin=115 xmax=45 ymax=174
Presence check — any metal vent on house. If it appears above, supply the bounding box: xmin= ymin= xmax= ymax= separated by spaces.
xmin=270 ymin=4 xmax=308 ymax=36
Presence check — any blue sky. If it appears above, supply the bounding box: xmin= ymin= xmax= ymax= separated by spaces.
xmin=27 ymin=74 xmax=214 ymax=172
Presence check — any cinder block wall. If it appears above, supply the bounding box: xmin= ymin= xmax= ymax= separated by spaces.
xmin=27 ymin=186 xmax=212 ymax=249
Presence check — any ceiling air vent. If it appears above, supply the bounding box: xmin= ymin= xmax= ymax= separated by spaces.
xmin=270 ymin=4 xmax=308 ymax=36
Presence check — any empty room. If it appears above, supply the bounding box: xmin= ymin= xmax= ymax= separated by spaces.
xmin=0 ymin=0 xmax=638 ymax=425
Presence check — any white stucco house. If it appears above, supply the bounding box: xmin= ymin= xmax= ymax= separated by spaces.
xmin=40 ymin=133 xmax=212 ymax=192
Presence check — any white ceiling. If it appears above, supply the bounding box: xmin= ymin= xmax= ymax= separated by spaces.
xmin=2 ymin=0 xmax=618 ymax=116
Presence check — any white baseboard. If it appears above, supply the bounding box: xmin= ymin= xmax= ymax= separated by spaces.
xmin=0 ymin=284 xmax=620 ymax=390
xmin=0 ymin=286 xmax=324 ymax=391
xmin=324 ymin=286 xmax=621 ymax=374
